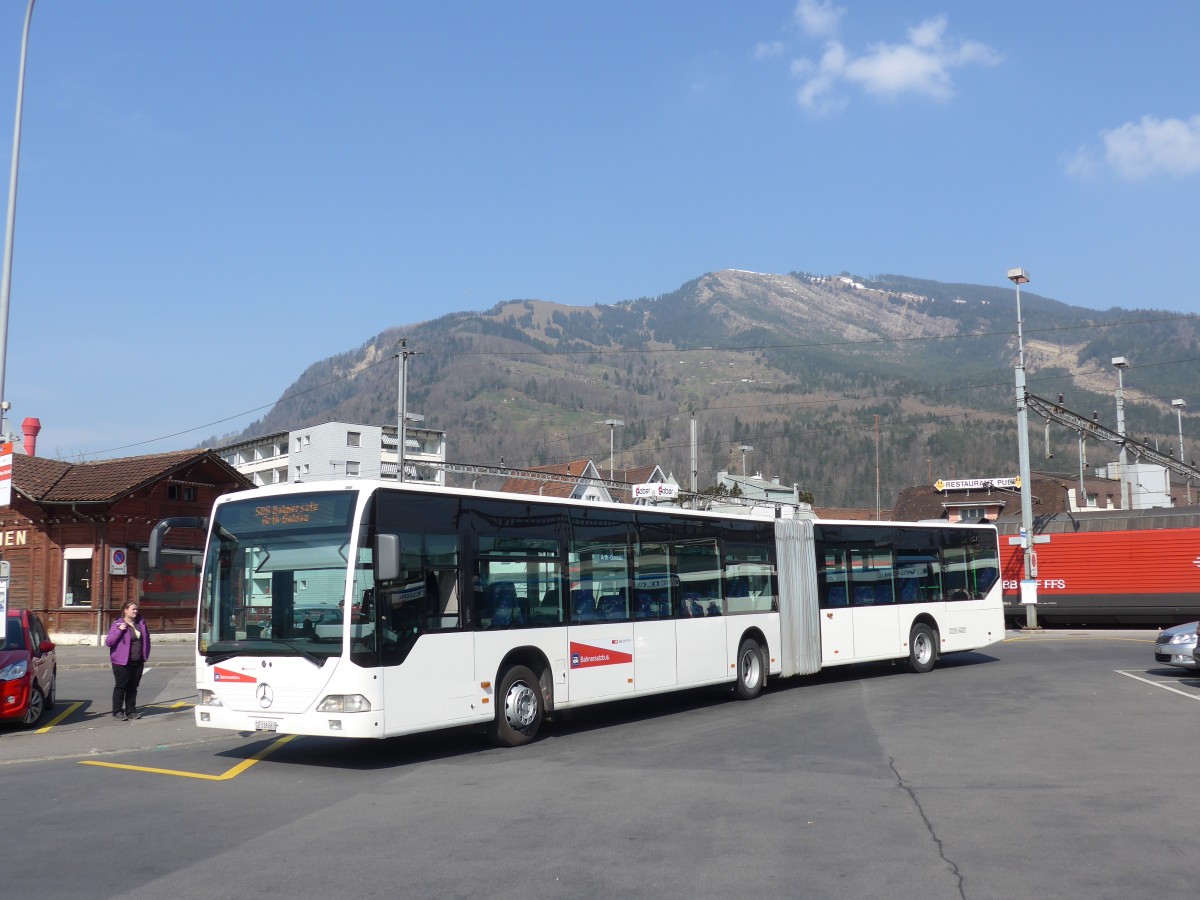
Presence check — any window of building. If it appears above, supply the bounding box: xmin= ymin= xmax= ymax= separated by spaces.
xmin=63 ymin=547 xmax=93 ymax=607
xmin=346 ymin=461 xmax=360 ymax=477
xmin=347 ymin=431 xmax=361 ymax=448
xmin=167 ymin=485 xmax=197 ymax=502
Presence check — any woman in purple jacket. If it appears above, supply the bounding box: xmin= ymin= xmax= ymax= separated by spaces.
xmin=106 ymin=600 xmax=151 ymax=720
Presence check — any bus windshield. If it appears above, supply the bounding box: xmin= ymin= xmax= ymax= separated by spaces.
xmin=198 ymin=490 xmax=359 ymax=662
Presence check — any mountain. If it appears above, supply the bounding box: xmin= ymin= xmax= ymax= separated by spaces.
xmin=213 ymin=269 xmax=1200 ymax=507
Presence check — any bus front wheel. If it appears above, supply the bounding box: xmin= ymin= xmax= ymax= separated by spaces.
xmin=734 ymin=638 xmax=765 ymax=700
xmin=486 ymin=664 xmax=544 ymax=747
xmin=907 ymin=624 xmax=937 ymax=674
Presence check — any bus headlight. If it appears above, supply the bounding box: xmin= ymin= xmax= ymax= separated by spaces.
xmin=198 ymin=689 xmax=223 ymax=707
xmin=316 ymin=694 xmax=371 ymax=713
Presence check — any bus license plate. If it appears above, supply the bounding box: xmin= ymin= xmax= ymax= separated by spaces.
xmin=254 ymin=720 xmax=278 ymax=732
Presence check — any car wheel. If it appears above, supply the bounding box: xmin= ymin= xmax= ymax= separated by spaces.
xmin=907 ymin=623 xmax=938 ymax=674
xmin=22 ymin=684 xmax=45 ymax=726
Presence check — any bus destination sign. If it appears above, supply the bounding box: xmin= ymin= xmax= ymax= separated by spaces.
xmin=219 ymin=492 xmax=357 ymax=532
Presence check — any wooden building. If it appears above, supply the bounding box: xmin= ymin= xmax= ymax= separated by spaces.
xmin=0 ymin=449 xmax=249 ymax=641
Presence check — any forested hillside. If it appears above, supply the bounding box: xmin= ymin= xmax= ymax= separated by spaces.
xmin=210 ymin=269 xmax=1200 ymax=508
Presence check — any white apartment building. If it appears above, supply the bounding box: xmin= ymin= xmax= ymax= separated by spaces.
xmin=219 ymin=418 xmax=447 ymax=487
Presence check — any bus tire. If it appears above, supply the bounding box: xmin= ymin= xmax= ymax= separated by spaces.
xmin=907 ymin=623 xmax=937 ymax=674
xmin=486 ymin=664 xmax=543 ymax=747
xmin=734 ymin=638 xmax=765 ymax=700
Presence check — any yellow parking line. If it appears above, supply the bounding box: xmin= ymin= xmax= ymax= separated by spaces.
xmin=79 ymin=734 xmax=297 ymax=780
xmin=35 ymin=700 xmax=193 ymax=733
xmin=36 ymin=701 xmax=84 ymax=733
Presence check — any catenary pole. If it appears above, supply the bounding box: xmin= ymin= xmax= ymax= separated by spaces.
xmin=0 ymin=0 xmax=35 ymax=442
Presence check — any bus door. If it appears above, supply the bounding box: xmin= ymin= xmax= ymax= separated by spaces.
xmin=567 ymin=544 xmax=635 ymax=702
xmin=378 ymin=536 xmax=478 ymax=731
xmin=849 ymin=548 xmax=900 ymax=659
xmin=674 ymin=540 xmax=727 ymax=685
xmin=631 ymin=566 xmax=677 ymax=693
xmin=818 ymin=549 xmax=854 ymax=664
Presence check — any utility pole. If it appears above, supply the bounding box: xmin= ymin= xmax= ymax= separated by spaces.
xmin=1113 ymin=357 xmax=1130 ymax=509
xmin=874 ymin=414 xmax=881 ymax=520
xmin=1173 ymin=399 xmax=1189 ymax=505
xmin=0 ymin=0 xmax=35 ymax=443
xmin=1008 ymin=268 xmax=1040 ymax=630
xmin=690 ymin=411 xmax=698 ymax=494
xmin=395 ymin=338 xmax=417 ymax=483
xmin=604 ymin=419 xmax=624 ymax=482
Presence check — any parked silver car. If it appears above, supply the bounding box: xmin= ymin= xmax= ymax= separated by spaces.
xmin=1155 ymin=621 xmax=1200 ymax=670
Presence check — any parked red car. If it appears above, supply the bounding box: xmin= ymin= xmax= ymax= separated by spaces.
xmin=1 ymin=609 xmax=56 ymax=726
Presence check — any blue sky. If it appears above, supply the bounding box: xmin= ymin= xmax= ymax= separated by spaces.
xmin=0 ymin=1 xmax=1198 ymax=459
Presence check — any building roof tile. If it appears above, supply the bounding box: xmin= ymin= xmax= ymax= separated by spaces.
xmin=13 ymin=449 xmax=248 ymax=504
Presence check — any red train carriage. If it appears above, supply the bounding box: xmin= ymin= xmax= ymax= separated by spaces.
xmin=999 ymin=510 xmax=1200 ymax=625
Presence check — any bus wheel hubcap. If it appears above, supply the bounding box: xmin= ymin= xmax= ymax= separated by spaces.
xmin=506 ymin=682 xmax=537 ymax=729
xmin=742 ymin=650 xmax=760 ymax=685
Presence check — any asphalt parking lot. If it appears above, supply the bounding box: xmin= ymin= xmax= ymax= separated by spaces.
xmin=6 ymin=629 xmax=1199 ymax=900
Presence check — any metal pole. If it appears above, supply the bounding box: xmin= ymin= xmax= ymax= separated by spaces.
xmin=610 ymin=424 xmax=615 ymax=481
xmin=1078 ymin=432 xmax=1086 ymax=508
xmin=875 ymin=414 xmax=881 ymax=520
xmin=396 ymin=338 xmax=409 ymax=483
xmin=603 ymin=419 xmax=623 ymax=483
xmin=690 ymin=411 xmax=697 ymax=494
xmin=0 ymin=0 xmax=35 ymax=441
xmin=1174 ymin=400 xmax=1189 ymax=505
xmin=1114 ymin=360 xmax=1128 ymax=509
xmin=1009 ymin=269 xmax=1037 ymax=630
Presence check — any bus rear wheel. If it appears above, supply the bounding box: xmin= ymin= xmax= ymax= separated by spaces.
xmin=486 ymin=664 xmax=543 ymax=747
xmin=734 ymin=638 xmax=765 ymax=700
xmin=907 ymin=623 xmax=937 ymax=674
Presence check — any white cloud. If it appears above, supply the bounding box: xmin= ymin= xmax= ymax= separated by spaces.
xmin=791 ymin=14 xmax=999 ymax=113
xmin=1102 ymin=115 xmax=1200 ymax=180
xmin=794 ymin=0 xmax=844 ymax=38
xmin=1062 ymin=146 xmax=1099 ymax=179
xmin=753 ymin=41 xmax=784 ymax=61
xmin=794 ymin=42 xmax=848 ymax=113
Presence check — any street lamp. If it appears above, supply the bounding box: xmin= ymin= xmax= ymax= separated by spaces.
xmin=0 ymin=0 xmax=36 ymax=443
xmin=1007 ymin=267 xmax=1038 ymax=630
xmin=1113 ymin=357 xmax=1130 ymax=510
xmin=1173 ymin=398 xmax=1189 ymax=505
xmin=604 ymin=419 xmax=624 ymax=481
xmin=396 ymin=337 xmax=416 ymax=483
xmin=739 ymin=444 xmax=753 ymax=477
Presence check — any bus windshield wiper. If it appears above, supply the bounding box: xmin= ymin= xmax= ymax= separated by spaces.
xmin=266 ymin=639 xmax=325 ymax=668
xmin=204 ymin=641 xmax=325 ymax=668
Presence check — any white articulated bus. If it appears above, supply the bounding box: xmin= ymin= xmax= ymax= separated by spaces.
xmin=150 ymin=481 xmax=1004 ymax=746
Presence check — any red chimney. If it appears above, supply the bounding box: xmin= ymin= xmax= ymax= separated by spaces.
xmin=22 ymin=417 xmax=39 ymax=457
